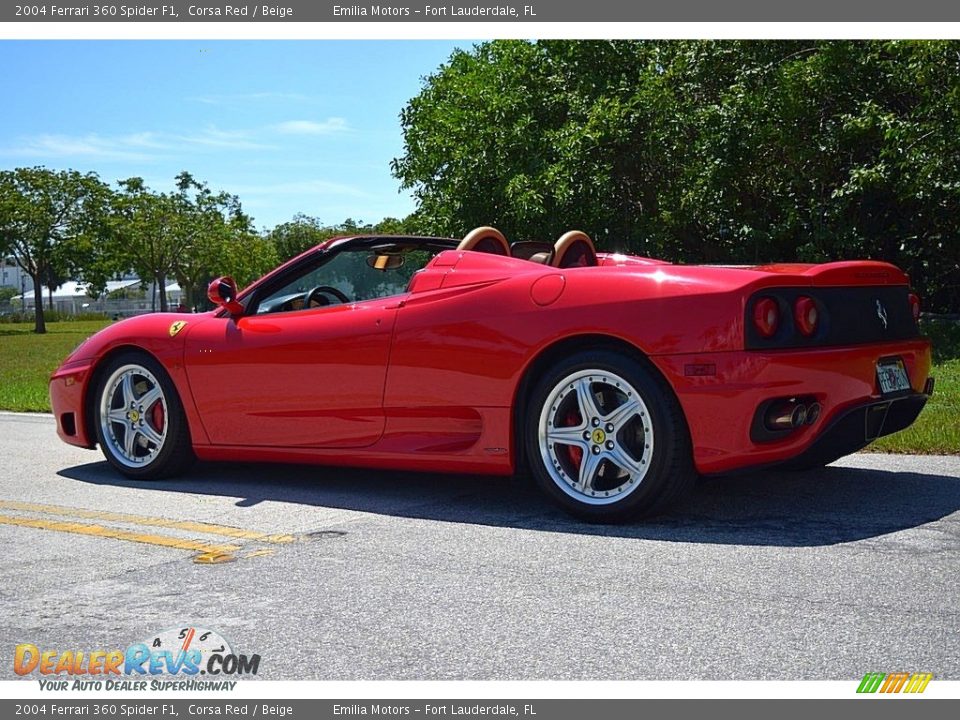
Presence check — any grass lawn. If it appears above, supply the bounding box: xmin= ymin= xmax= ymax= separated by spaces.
xmin=870 ymin=358 xmax=959 ymax=454
xmin=0 ymin=317 xmax=957 ymax=454
xmin=871 ymin=319 xmax=960 ymax=454
xmin=0 ymin=320 xmax=110 ymax=412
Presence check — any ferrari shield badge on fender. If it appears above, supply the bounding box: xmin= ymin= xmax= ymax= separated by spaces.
xmin=169 ymin=320 xmax=188 ymax=337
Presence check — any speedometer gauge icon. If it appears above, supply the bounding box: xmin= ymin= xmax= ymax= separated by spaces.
xmin=139 ymin=626 xmax=234 ymax=670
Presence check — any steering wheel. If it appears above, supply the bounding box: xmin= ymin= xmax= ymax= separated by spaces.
xmin=303 ymin=285 xmax=350 ymax=308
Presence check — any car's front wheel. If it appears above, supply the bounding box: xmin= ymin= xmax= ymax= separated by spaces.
xmin=525 ymin=350 xmax=695 ymax=522
xmin=93 ymin=351 xmax=194 ymax=479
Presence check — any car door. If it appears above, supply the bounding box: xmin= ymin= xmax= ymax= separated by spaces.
xmin=183 ymin=299 xmax=398 ymax=449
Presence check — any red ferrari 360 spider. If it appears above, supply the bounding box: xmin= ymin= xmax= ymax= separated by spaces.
xmin=50 ymin=227 xmax=934 ymax=521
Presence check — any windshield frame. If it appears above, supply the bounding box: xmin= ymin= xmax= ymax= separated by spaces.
xmin=232 ymin=235 xmax=459 ymax=317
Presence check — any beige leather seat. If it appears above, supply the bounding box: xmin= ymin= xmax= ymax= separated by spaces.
xmin=510 ymin=241 xmax=554 ymax=265
xmin=457 ymin=226 xmax=511 ymax=256
xmin=552 ymin=231 xmax=598 ymax=268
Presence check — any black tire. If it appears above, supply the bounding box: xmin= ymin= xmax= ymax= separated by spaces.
xmin=524 ymin=349 xmax=695 ymax=522
xmin=92 ymin=350 xmax=194 ymax=480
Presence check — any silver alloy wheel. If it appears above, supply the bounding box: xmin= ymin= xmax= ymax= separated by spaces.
xmin=538 ymin=369 xmax=654 ymax=505
xmin=98 ymin=363 xmax=168 ymax=469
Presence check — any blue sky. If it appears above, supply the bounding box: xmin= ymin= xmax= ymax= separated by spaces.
xmin=0 ymin=40 xmax=470 ymax=230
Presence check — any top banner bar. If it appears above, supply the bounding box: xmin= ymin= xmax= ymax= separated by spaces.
xmin=6 ymin=0 xmax=960 ymax=22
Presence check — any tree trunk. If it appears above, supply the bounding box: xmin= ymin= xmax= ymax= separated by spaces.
xmin=48 ymin=286 xmax=54 ymax=311
xmin=181 ymin=281 xmax=194 ymax=312
xmin=157 ymin=273 xmax=168 ymax=312
xmin=32 ymin=273 xmax=46 ymax=334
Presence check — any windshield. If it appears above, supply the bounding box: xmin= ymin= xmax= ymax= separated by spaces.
xmin=253 ymin=242 xmax=445 ymax=314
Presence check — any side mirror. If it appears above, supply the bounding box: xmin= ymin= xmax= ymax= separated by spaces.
xmin=207 ymin=276 xmax=244 ymax=316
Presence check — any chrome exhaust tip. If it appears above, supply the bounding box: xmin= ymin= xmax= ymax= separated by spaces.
xmin=805 ymin=402 xmax=822 ymax=425
xmin=764 ymin=401 xmax=807 ymax=431
xmin=793 ymin=404 xmax=808 ymax=427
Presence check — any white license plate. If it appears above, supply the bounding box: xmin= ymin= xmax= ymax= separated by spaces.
xmin=877 ymin=358 xmax=911 ymax=395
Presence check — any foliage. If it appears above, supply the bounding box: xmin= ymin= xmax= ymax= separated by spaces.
xmin=0 ymin=286 xmax=18 ymax=304
xmin=108 ymin=172 xmax=275 ymax=312
xmin=0 ymin=167 xmax=111 ymax=333
xmin=217 ymin=231 xmax=279 ymax=294
xmin=108 ymin=176 xmax=179 ymax=312
xmin=267 ymin=215 xmax=416 ymax=263
xmin=393 ymin=40 xmax=960 ymax=312
xmin=267 ymin=214 xmax=338 ymax=262
xmin=923 ymin=317 xmax=960 ymax=364
xmin=167 ymin=173 xmax=276 ymax=309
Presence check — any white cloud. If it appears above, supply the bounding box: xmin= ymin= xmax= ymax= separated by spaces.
xmin=2 ymin=118 xmax=352 ymax=163
xmin=1 ymin=125 xmax=275 ymax=161
xmin=3 ymin=133 xmax=159 ymax=162
xmin=174 ymin=126 xmax=275 ymax=150
xmin=273 ymin=118 xmax=350 ymax=136
xmin=120 ymin=132 xmax=167 ymax=149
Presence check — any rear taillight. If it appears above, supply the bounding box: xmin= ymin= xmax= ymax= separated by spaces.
xmin=753 ymin=297 xmax=780 ymax=338
xmin=908 ymin=293 xmax=921 ymax=322
xmin=794 ymin=296 xmax=819 ymax=336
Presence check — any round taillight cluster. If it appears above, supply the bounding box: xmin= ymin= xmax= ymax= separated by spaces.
xmin=908 ymin=293 xmax=921 ymax=322
xmin=753 ymin=295 xmax=822 ymax=339
xmin=753 ymin=298 xmax=780 ymax=338
xmin=794 ymin=296 xmax=819 ymax=337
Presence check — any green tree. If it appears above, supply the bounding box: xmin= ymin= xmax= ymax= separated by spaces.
xmin=111 ymin=173 xmax=263 ymax=312
xmin=266 ymin=215 xmax=410 ymax=264
xmin=71 ymin=216 xmax=125 ymax=304
xmin=0 ymin=167 xmax=109 ymax=333
xmin=394 ymin=40 xmax=960 ymax=312
xmin=267 ymin=214 xmax=342 ymax=262
xmin=219 ymin=231 xmax=279 ymax=290
xmin=111 ymin=177 xmax=181 ymax=312
xmin=40 ymin=262 xmax=68 ymax=311
xmin=169 ymin=172 xmax=251 ymax=310
xmin=0 ymin=286 xmax=17 ymax=307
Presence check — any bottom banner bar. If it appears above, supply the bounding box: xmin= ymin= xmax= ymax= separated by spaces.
xmin=1 ymin=699 xmax=957 ymax=720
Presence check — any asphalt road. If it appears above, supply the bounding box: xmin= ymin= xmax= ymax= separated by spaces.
xmin=0 ymin=411 xmax=958 ymax=681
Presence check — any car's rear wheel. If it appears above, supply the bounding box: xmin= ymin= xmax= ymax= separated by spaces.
xmin=525 ymin=350 xmax=695 ymax=522
xmin=94 ymin=352 xmax=194 ymax=479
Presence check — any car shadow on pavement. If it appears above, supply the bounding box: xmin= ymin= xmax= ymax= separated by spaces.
xmin=58 ymin=459 xmax=960 ymax=547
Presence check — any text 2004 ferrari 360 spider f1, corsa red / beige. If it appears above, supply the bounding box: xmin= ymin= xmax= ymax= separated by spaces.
xmin=50 ymin=227 xmax=933 ymax=521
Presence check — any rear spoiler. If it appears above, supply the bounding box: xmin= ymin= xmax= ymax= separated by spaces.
xmin=751 ymin=260 xmax=910 ymax=287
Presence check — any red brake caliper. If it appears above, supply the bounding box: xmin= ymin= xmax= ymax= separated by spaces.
xmin=150 ymin=401 xmax=165 ymax=434
xmin=564 ymin=410 xmax=583 ymax=468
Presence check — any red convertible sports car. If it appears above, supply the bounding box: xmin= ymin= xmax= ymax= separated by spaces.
xmin=50 ymin=227 xmax=934 ymax=521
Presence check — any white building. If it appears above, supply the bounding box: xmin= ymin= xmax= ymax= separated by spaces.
xmin=19 ymin=279 xmax=184 ymax=315
xmin=1 ymin=256 xmax=184 ymax=315
xmin=0 ymin=256 xmax=28 ymax=297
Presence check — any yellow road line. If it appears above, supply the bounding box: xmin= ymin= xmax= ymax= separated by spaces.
xmin=0 ymin=514 xmax=240 ymax=563
xmin=242 ymin=548 xmax=278 ymax=559
xmin=0 ymin=500 xmax=294 ymax=544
